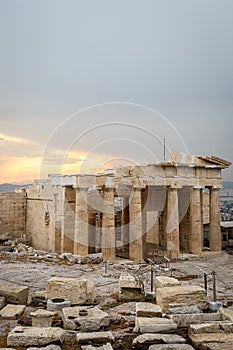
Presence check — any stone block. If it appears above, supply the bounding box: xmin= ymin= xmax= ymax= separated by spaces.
xmin=189 ymin=333 xmax=233 ymax=348
xmin=155 ymin=276 xmax=181 ymax=289
xmin=168 ymin=306 xmax=201 ymax=314
xmin=0 ymin=285 xmax=29 ymax=305
xmin=148 ymin=345 xmax=195 ymax=350
xmin=31 ymin=290 xmax=46 ymax=307
xmin=218 ymin=307 xmax=233 ymax=321
xmin=81 ymin=343 xmax=113 ymax=350
xmin=0 ymin=296 xmax=5 ymax=309
xmin=119 ymin=273 xmax=145 ymax=301
xmin=136 ymin=302 xmax=162 ymax=318
xmin=0 ymin=320 xmax=18 ymax=348
xmin=62 ymin=306 xmax=109 ymax=332
xmin=168 ymin=313 xmax=223 ymax=328
xmin=132 ymin=333 xmax=186 ymax=349
xmin=46 ymin=277 xmax=95 ymax=305
xmin=189 ymin=321 xmax=233 ymax=334
xmin=156 ymin=285 xmax=207 ymax=313
xmin=0 ymin=304 xmax=26 ymax=320
xmin=7 ymin=326 xmax=66 ymax=347
xmin=30 ymin=309 xmax=55 ymax=327
xmin=134 ymin=317 xmax=177 ymax=333
xmin=76 ymin=331 xmax=114 ymax=345
xmin=27 ymin=346 xmax=61 ymax=350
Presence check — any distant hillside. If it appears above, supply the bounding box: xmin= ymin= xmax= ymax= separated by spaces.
xmin=0 ymin=183 xmax=31 ymax=193
xmin=222 ymin=181 xmax=233 ymax=189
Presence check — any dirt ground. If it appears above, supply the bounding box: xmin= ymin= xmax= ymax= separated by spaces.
xmin=1 ymin=250 xmax=233 ymax=306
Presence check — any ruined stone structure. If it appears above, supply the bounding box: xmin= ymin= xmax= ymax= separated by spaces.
xmin=0 ymin=191 xmax=26 ymax=238
xmin=24 ymin=152 xmax=231 ymax=260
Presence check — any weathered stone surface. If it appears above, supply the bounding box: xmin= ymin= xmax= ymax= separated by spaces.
xmin=30 ymin=309 xmax=55 ymax=327
xmin=31 ymin=290 xmax=46 ymax=307
xmin=136 ymin=302 xmax=162 ymax=318
xmin=7 ymin=326 xmax=66 ymax=347
xmin=0 ymin=284 xmax=29 ymax=305
xmin=156 ymin=285 xmax=207 ymax=313
xmin=62 ymin=306 xmax=109 ymax=331
xmin=0 ymin=304 xmax=25 ymax=320
xmin=46 ymin=277 xmax=95 ymax=305
xmin=28 ymin=346 xmax=61 ymax=350
xmin=132 ymin=333 xmax=186 ymax=349
xmin=134 ymin=317 xmax=177 ymax=333
xmin=0 ymin=320 xmax=18 ymax=348
xmin=168 ymin=306 xmax=201 ymax=314
xmin=119 ymin=273 xmax=145 ymax=301
xmin=0 ymin=296 xmax=5 ymax=309
xmin=218 ymin=307 xmax=233 ymax=321
xmin=76 ymin=331 xmax=114 ymax=345
xmin=168 ymin=313 xmax=223 ymax=328
xmin=148 ymin=345 xmax=195 ymax=350
xmin=81 ymin=343 xmax=113 ymax=350
xmin=47 ymin=298 xmax=70 ymax=311
xmin=200 ymin=344 xmax=233 ymax=350
xmin=189 ymin=333 xmax=233 ymax=348
xmin=189 ymin=321 xmax=233 ymax=334
xmin=155 ymin=276 xmax=181 ymax=289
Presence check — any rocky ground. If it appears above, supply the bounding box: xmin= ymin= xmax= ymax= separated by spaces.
xmin=1 ymin=238 xmax=233 ymax=349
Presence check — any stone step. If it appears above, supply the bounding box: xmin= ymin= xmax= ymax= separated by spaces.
xmin=148 ymin=345 xmax=195 ymax=350
xmin=81 ymin=343 xmax=113 ymax=350
xmin=168 ymin=312 xmax=224 ymax=328
xmin=134 ymin=317 xmax=177 ymax=333
xmin=76 ymin=331 xmax=114 ymax=345
xmin=132 ymin=333 xmax=186 ymax=349
xmin=189 ymin=321 xmax=233 ymax=334
xmin=136 ymin=302 xmax=162 ymax=318
xmin=189 ymin=333 xmax=233 ymax=349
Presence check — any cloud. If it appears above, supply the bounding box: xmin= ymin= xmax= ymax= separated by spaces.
xmin=0 ymin=133 xmax=37 ymax=145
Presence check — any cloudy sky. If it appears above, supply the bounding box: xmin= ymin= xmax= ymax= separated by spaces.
xmin=0 ymin=0 xmax=232 ymax=183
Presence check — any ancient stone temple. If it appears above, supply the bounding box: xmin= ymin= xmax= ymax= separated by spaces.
xmin=25 ymin=152 xmax=231 ymax=260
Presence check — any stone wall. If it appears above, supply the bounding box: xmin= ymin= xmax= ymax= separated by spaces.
xmin=0 ymin=192 xmax=26 ymax=238
xmin=26 ymin=180 xmax=63 ymax=252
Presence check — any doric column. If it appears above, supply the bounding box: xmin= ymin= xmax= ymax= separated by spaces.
xmin=61 ymin=186 xmax=76 ymax=253
xmin=74 ymin=186 xmax=89 ymax=256
xmin=102 ymin=187 xmax=115 ymax=261
xmin=189 ymin=187 xmax=203 ymax=254
xmin=165 ymin=187 xmax=180 ymax=255
xmin=121 ymin=196 xmax=129 ymax=246
xmin=129 ymin=187 xmax=144 ymax=260
xmin=209 ymin=187 xmax=221 ymax=251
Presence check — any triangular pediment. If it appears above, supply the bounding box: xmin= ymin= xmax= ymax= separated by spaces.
xmin=196 ymin=155 xmax=231 ymax=168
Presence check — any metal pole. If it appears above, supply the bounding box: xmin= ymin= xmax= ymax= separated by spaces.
xmin=204 ymin=272 xmax=208 ymax=291
xmin=212 ymin=271 xmax=216 ymax=302
xmin=151 ymin=264 xmax=154 ymax=293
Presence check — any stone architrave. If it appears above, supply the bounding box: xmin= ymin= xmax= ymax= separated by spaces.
xmin=209 ymin=187 xmax=221 ymax=251
xmin=189 ymin=187 xmax=203 ymax=254
xmin=74 ymin=187 xmax=89 ymax=256
xmin=129 ymin=187 xmax=143 ymax=260
xmin=165 ymin=187 xmax=180 ymax=255
xmin=102 ymin=188 xmax=115 ymax=261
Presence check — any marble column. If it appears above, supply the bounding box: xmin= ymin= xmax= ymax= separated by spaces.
xmin=165 ymin=187 xmax=180 ymax=255
xmin=129 ymin=187 xmax=144 ymax=260
xmin=102 ymin=187 xmax=115 ymax=261
xmin=62 ymin=186 xmax=76 ymax=253
xmin=189 ymin=187 xmax=203 ymax=254
xmin=74 ymin=187 xmax=89 ymax=256
xmin=209 ymin=187 xmax=221 ymax=251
